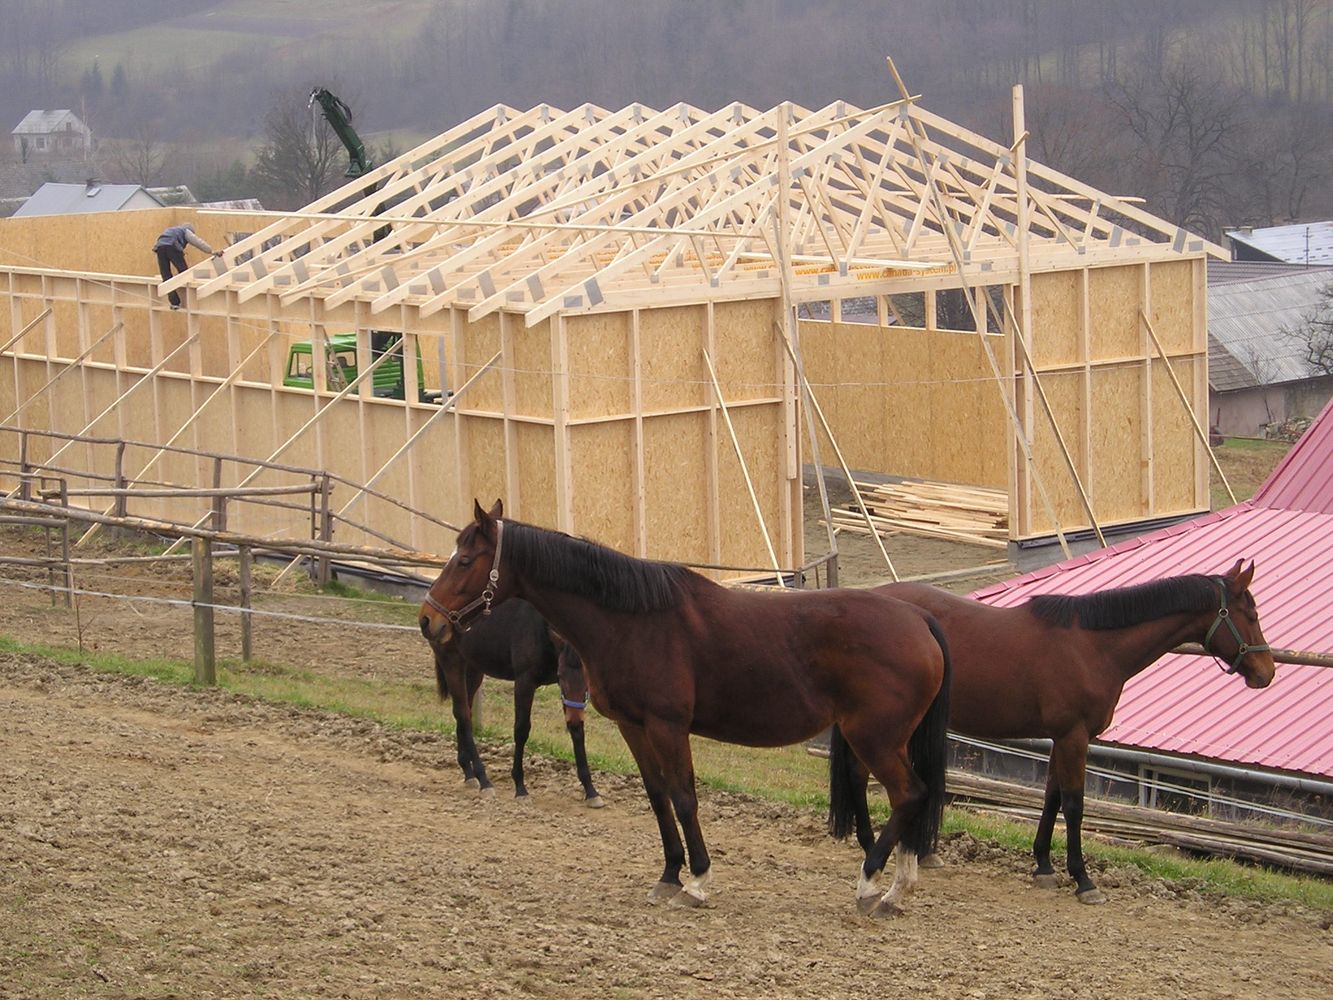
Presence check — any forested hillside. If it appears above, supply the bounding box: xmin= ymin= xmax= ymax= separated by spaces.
xmin=3 ymin=0 xmax=1331 ymax=232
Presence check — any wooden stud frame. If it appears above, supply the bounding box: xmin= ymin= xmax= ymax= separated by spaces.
xmin=2 ymin=95 xmax=1223 ymax=568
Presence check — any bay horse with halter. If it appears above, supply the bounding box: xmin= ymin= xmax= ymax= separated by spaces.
xmin=427 ymin=597 xmax=603 ymax=806
xmin=826 ymin=561 xmax=1275 ymax=904
xmin=421 ymin=500 xmax=952 ymax=916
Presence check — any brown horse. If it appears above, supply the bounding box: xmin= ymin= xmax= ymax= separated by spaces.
xmin=428 ymin=597 xmax=603 ymax=806
xmin=420 ymin=500 xmax=952 ymax=916
xmin=828 ymin=561 xmax=1275 ymax=904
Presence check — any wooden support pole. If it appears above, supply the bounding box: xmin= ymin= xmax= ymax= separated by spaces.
xmin=0 ymin=306 xmax=52 ymax=354
xmin=1140 ymin=309 xmax=1237 ymax=506
xmin=238 ymin=544 xmax=253 ymax=664
xmin=1 ymin=321 xmax=123 ymax=426
xmin=702 ymin=348 xmax=785 ymax=583
xmin=192 ymin=536 xmax=216 ymax=686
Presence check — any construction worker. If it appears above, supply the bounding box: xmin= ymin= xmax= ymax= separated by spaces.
xmin=152 ymin=222 xmax=222 ymax=310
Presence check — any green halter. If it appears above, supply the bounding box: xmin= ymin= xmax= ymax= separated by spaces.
xmin=1202 ymin=578 xmax=1270 ymax=674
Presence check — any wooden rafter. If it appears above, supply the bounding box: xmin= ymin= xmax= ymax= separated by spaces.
xmin=180 ymin=97 xmax=1225 ymax=326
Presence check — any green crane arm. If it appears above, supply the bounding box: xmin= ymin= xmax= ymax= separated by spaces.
xmin=309 ymin=87 xmax=372 ymax=178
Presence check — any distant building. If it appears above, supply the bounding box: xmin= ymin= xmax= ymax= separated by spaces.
xmin=13 ymin=181 xmax=163 ymax=218
xmin=11 ymin=110 xmax=93 ymax=162
xmin=1225 ymin=221 xmax=1333 ymax=267
xmin=1207 ymin=261 xmax=1333 ymax=437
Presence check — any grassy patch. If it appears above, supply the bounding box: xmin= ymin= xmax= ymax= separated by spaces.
xmin=5 ymin=630 xmax=1328 ymax=913
xmin=1211 ymin=437 xmax=1291 ymax=507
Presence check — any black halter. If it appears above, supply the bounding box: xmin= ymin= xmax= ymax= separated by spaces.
xmin=1202 ymin=578 xmax=1269 ymax=674
xmin=424 ymin=520 xmax=504 ymax=635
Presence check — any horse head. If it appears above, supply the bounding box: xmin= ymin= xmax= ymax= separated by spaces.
xmin=1207 ymin=559 xmax=1276 ymax=689
xmin=419 ymin=498 xmax=512 ymax=644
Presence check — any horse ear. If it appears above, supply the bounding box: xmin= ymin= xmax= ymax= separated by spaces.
xmin=1236 ymin=560 xmax=1255 ymax=591
xmin=488 ymin=498 xmax=504 ymax=519
xmin=1224 ymin=558 xmax=1244 ymax=580
xmin=473 ymin=498 xmax=489 ymax=524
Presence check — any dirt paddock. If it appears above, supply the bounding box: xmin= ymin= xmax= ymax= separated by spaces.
xmin=1 ymin=648 xmax=1330 ymax=999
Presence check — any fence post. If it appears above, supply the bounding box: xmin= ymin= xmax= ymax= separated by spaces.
xmin=316 ymin=473 xmax=332 ymax=586
xmin=113 ymin=441 xmax=128 ymax=518
xmin=211 ymin=456 xmax=226 ymax=532
xmin=18 ymin=430 xmax=31 ymax=502
xmin=192 ymin=536 xmax=216 ymax=685
xmin=238 ymin=544 xmax=252 ymax=664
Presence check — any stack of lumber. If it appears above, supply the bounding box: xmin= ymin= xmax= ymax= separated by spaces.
xmin=826 ymin=478 xmax=1008 ymax=549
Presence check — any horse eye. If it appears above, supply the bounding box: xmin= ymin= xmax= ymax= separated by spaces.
xmin=458 ymin=556 xmax=473 ymax=568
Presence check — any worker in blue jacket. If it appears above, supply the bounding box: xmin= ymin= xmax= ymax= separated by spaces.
xmin=152 ymin=223 xmax=222 ymax=310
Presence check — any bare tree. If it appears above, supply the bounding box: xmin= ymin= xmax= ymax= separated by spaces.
xmin=104 ymin=123 xmax=169 ymax=187
xmin=250 ymin=89 xmax=343 ymax=210
xmin=1284 ymin=279 xmax=1333 ymax=375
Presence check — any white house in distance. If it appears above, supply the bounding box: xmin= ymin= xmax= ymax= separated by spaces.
xmin=11 ymin=110 xmax=94 ymax=162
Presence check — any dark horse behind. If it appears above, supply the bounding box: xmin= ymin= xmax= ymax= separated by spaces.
xmin=420 ymin=500 xmax=951 ymax=916
xmin=428 ymin=597 xmax=603 ymax=806
xmin=827 ymin=562 xmax=1275 ymax=904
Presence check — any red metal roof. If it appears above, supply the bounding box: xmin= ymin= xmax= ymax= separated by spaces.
xmin=971 ymin=405 xmax=1333 ymax=779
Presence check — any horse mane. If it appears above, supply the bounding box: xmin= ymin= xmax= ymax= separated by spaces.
xmin=500 ymin=519 xmax=693 ymax=613
xmin=1027 ymin=574 xmax=1220 ymax=630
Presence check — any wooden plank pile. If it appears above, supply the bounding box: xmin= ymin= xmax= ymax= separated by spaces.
xmin=826 ymin=478 xmax=1008 ymax=549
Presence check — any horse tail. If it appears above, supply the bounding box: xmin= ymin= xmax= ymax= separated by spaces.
xmin=826 ymin=724 xmax=859 ymax=840
xmin=903 ymin=615 xmax=952 ymax=858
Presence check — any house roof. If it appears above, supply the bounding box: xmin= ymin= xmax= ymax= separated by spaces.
xmin=164 ymin=99 xmax=1224 ymax=323
xmin=1206 ymin=266 xmax=1333 ymax=387
xmin=970 ymin=400 xmax=1333 ymax=779
xmin=12 ymin=182 xmax=163 ymax=218
xmin=12 ymin=110 xmax=86 ymax=135
xmin=1226 ymin=221 xmax=1333 ymax=266
xmin=1206 ymin=334 xmax=1259 ymax=392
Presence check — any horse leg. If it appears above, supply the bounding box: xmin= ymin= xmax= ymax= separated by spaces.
xmin=1053 ymin=740 xmax=1104 ymax=903
xmin=454 ymin=669 xmax=493 ymax=793
xmin=1031 ymin=762 xmax=1063 ymax=888
xmin=565 ymin=714 xmax=605 ymax=808
xmin=845 ymin=734 xmax=926 ymax=918
xmin=510 ymin=675 xmax=537 ymax=798
xmin=641 ymin=718 xmax=711 ymax=908
xmin=616 ymin=722 xmax=688 ymax=902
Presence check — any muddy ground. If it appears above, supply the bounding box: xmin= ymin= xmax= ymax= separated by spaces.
xmin=1 ymin=499 xmax=1330 ymax=998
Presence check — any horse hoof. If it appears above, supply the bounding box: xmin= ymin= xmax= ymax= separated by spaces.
xmin=1032 ymin=873 xmax=1061 ymax=890
xmin=479 ymin=785 xmax=497 ymax=799
xmin=647 ymin=881 xmax=682 ymax=904
xmin=856 ymin=893 xmax=880 ymax=916
xmin=919 ymin=852 xmax=945 ymax=870
xmin=870 ymin=895 xmax=905 ymax=919
xmin=463 ymin=777 xmax=481 ymax=790
xmin=584 ymin=795 xmax=606 ymax=809
xmin=1077 ymin=887 xmax=1108 ymax=905
xmin=671 ymin=887 xmax=706 ymax=909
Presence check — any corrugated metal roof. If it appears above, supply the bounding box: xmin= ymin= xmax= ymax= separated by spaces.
xmin=1251 ymin=396 xmax=1333 ymax=513
xmin=970 ymin=402 xmax=1333 ymax=778
xmin=12 ymin=182 xmax=162 ymax=218
xmin=1226 ymin=221 xmax=1333 ymax=266
xmin=1207 ymin=268 xmax=1333 ymax=386
xmin=1207 ymin=334 xmax=1258 ymax=391
xmin=1208 ymin=260 xmax=1321 ymax=285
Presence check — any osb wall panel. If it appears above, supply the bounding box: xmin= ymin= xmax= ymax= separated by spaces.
xmin=566 ymin=313 xmax=631 ymax=420
xmin=799 ymin=320 xmax=1006 ymax=490
xmin=458 ymin=314 xmax=503 ymax=413
xmin=713 ymin=299 xmax=780 ymax=403
xmin=1088 ymin=265 xmax=1142 ymax=360
xmin=461 ymin=417 xmax=508 ymax=527
xmin=1026 ymin=370 xmax=1088 ymax=530
xmin=642 ymin=412 xmax=711 ymax=563
xmin=1147 ymin=260 xmax=1195 ymax=355
xmin=0 ymin=207 xmax=265 ymax=278
xmin=509 ymin=318 xmax=553 ymax=419
xmin=639 ymin=305 xmax=707 ymax=412
xmin=568 ymin=421 xmax=636 ymax=554
xmin=1088 ymin=366 xmax=1145 ymax=524
xmin=514 ymin=422 xmax=557 ymax=528
xmin=715 ymin=403 xmax=784 ymax=572
xmin=1151 ymin=357 xmax=1200 ymax=513
xmin=1028 ymin=270 xmax=1082 ymax=367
